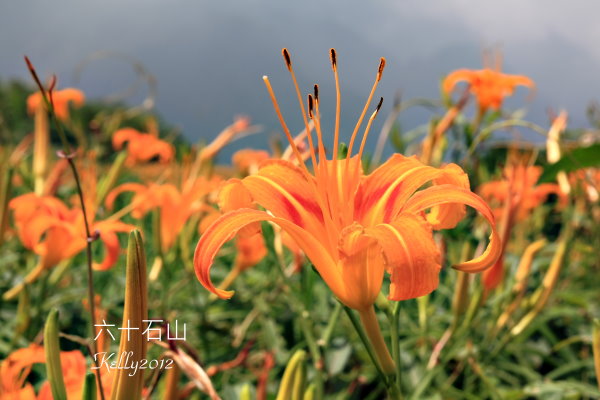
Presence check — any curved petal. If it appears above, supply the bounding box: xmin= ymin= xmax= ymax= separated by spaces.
xmin=442 ymin=69 xmax=477 ymax=94
xmin=112 ymin=128 xmax=140 ymax=150
xmin=425 ymin=163 xmax=470 ymax=229
xmin=105 ymin=183 xmax=147 ymax=211
xmin=92 ymin=220 xmax=134 ymax=271
xmin=357 ymin=154 xmax=469 ymax=226
xmin=368 ymin=214 xmax=441 ymax=301
xmin=403 ymin=185 xmax=501 ymax=272
xmin=194 ymin=208 xmax=339 ymax=300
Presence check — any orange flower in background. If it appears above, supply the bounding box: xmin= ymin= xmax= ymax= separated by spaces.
xmin=479 ymin=162 xmax=567 ymax=290
xmin=27 ymin=88 xmax=85 ymax=121
xmin=112 ymin=128 xmax=175 ymax=166
xmin=443 ymin=61 xmax=534 ymax=111
xmin=106 ymin=176 xmax=221 ymax=253
xmin=479 ymin=164 xmax=567 ymax=223
xmin=9 ymin=193 xmax=133 ymax=272
xmin=0 ymin=344 xmax=91 ymax=400
xmin=195 ymin=49 xmax=501 ymax=312
xmin=0 ymin=344 xmax=45 ymax=399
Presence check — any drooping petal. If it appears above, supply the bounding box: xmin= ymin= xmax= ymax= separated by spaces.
xmin=194 ymin=208 xmax=340 ymax=300
xmin=403 ymin=184 xmax=501 ymax=272
xmin=442 ymin=69 xmax=477 ymax=94
xmin=425 ymin=163 xmax=470 ymax=229
xmin=112 ymin=128 xmax=140 ymax=150
xmin=92 ymin=220 xmax=135 ymax=270
xmin=368 ymin=214 xmax=441 ymax=301
xmin=105 ymin=182 xmax=148 ymax=215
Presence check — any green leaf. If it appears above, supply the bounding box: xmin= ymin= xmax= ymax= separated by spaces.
xmin=45 ymin=308 xmax=67 ymax=400
xmin=539 ymin=143 xmax=600 ymax=183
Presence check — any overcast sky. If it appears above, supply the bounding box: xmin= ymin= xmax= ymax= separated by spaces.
xmin=2 ymin=1 xmax=599 ymax=160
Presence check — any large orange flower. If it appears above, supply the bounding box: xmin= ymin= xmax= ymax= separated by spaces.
xmin=112 ymin=128 xmax=175 ymax=166
xmin=9 ymin=193 xmax=133 ymax=272
xmin=443 ymin=66 xmax=533 ymax=111
xmin=194 ymin=49 xmax=501 ymax=312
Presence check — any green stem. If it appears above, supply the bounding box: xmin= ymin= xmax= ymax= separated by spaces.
xmin=358 ymin=306 xmax=395 ymax=376
xmin=299 ymin=312 xmax=324 ymax=400
xmin=319 ymin=301 xmax=342 ymax=347
xmin=342 ymin=305 xmax=387 ymax=383
xmin=25 ymin=58 xmax=106 ymax=400
xmin=390 ymin=302 xmax=403 ymax=397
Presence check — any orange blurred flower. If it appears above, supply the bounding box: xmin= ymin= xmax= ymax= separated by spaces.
xmin=0 ymin=344 xmax=90 ymax=400
xmin=195 ymin=49 xmax=501 ymax=312
xmin=443 ymin=63 xmax=533 ymax=112
xmin=27 ymin=88 xmax=85 ymax=121
xmin=112 ymin=128 xmax=175 ymax=166
xmin=479 ymin=164 xmax=567 ymax=223
xmin=9 ymin=193 xmax=133 ymax=273
xmin=106 ymin=176 xmax=221 ymax=253
xmin=479 ymin=163 xmax=567 ymax=290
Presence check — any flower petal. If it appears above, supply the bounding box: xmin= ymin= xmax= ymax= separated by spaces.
xmin=242 ymin=160 xmax=326 ymax=241
xmin=194 ymin=208 xmax=339 ymax=300
xmin=356 ymin=154 xmax=468 ymax=226
xmin=425 ymin=163 xmax=470 ymax=229
xmin=368 ymin=214 xmax=441 ymax=301
xmin=92 ymin=220 xmax=134 ymax=271
xmin=403 ymin=184 xmax=501 ymax=272
xmin=337 ymin=223 xmax=385 ymax=309
xmin=442 ymin=69 xmax=477 ymax=94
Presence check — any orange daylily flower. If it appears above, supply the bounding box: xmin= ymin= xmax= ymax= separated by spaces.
xmin=106 ymin=176 xmax=221 ymax=253
xmin=0 ymin=344 xmax=91 ymax=400
xmin=443 ymin=61 xmax=534 ymax=112
xmin=195 ymin=49 xmax=501 ymax=312
xmin=27 ymin=88 xmax=85 ymax=121
xmin=479 ymin=164 xmax=567 ymax=223
xmin=0 ymin=344 xmax=114 ymax=399
xmin=9 ymin=193 xmax=133 ymax=273
xmin=112 ymin=128 xmax=175 ymax=166
xmin=479 ymin=162 xmax=567 ymax=290
xmin=0 ymin=344 xmax=45 ymax=399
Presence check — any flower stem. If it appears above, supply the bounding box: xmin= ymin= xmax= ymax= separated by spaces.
xmin=358 ymin=306 xmax=395 ymax=375
xmin=25 ymin=57 xmax=105 ymax=400
xmin=390 ymin=302 xmax=403 ymax=397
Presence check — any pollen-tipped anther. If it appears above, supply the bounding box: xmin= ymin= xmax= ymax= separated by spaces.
xmin=377 ymin=58 xmax=386 ymax=81
xmin=282 ymin=48 xmax=292 ymax=71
